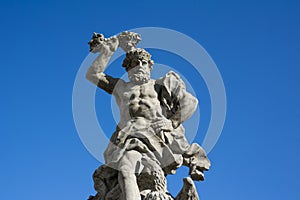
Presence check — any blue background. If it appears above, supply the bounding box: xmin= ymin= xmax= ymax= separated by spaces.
xmin=1 ymin=0 xmax=300 ymax=199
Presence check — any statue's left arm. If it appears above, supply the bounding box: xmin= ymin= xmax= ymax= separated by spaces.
xmin=170 ymin=88 xmax=198 ymax=129
xmin=157 ymin=71 xmax=198 ymax=129
xmin=157 ymin=71 xmax=210 ymax=181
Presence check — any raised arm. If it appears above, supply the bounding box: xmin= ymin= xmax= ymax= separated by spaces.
xmin=86 ymin=34 xmax=122 ymax=94
xmin=86 ymin=32 xmax=141 ymax=94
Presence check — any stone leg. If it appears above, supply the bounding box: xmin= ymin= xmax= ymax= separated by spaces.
xmin=117 ymin=150 xmax=143 ymax=200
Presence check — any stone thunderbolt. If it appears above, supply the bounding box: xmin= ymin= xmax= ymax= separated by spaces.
xmin=85 ymin=31 xmax=210 ymax=200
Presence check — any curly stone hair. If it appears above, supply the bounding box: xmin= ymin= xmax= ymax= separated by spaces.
xmin=122 ymin=48 xmax=154 ymax=71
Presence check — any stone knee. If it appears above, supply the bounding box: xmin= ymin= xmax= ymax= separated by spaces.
xmin=119 ymin=150 xmax=143 ymax=173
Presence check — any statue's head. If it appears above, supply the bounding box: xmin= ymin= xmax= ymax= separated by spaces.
xmin=122 ymin=48 xmax=154 ymax=84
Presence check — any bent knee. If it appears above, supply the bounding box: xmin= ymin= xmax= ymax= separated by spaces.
xmin=119 ymin=165 xmax=133 ymax=172
xmin=118 ymin=167 xmax=136 ymax=180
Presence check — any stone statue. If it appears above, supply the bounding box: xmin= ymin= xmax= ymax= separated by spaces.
xmin=86 ymin=31 xmax=210 ymax=200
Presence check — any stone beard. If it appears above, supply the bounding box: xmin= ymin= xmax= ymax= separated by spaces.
xmin=127 ymin=68 xmax=151 ymax=84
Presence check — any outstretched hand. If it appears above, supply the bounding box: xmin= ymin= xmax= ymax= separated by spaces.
xmin=88 ymin=33 xmax=119 ymax=54
xmin=88 ymin=31 xmax=141 ymax=54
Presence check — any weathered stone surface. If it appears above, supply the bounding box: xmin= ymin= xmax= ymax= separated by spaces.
xmin=85 ymin=31 xmax=210 ymax=200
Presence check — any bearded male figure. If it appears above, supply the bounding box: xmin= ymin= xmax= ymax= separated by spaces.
xmin=86 ymin=32 xmax=210 ymax=200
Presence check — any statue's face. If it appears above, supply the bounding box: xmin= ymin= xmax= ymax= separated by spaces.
xmin=127 ymin=58 xmax=151 ymax=84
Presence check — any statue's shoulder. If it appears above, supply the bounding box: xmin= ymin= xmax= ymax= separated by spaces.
xmin=155 ymin=71 xmax=186 ymax=94
xmin=156 ymin=71 xmax=185 ymax=84
xmin=165 ymin=71 xmax=182 ymax=80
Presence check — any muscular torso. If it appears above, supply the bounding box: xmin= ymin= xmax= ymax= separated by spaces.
xmin=114 ymin=79 xmax=164 ymax=127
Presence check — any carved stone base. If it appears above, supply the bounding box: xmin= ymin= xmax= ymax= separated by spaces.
xmin=88 ymin=171 xmax=199 ymax=200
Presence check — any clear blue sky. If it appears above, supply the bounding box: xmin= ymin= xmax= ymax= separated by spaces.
xmin=1 ymin=0 xmax=300 ymax=199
